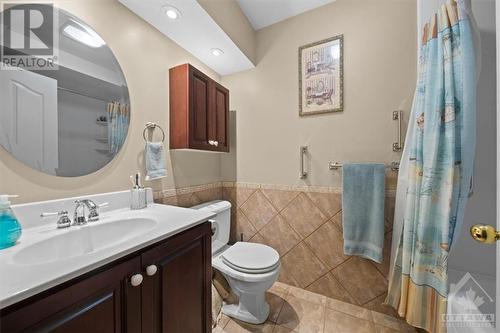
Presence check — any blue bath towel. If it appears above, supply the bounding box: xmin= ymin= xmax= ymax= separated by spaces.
xmin=145 ymin=142 xmax=167 ymax=181
xmin=342 ymin=163 xmax=385 ymax=263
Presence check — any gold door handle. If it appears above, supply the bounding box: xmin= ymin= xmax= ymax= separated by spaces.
xmin=470 ymin=224 xmax=500 ymax=244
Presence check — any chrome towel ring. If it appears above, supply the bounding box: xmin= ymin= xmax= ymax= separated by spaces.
xmin=143 ymin=122 xmax=165 ymax=143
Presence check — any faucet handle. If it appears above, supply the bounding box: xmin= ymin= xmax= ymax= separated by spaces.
xmin=87 ymin=201 xmax=109 ymax=223
xmin=56 ymin=212 xmax=72 ymax=228
xmin=40 ymin=210 xmax=67 ymax=218
xmin=40 ymin=210 xmax=71 ymax=228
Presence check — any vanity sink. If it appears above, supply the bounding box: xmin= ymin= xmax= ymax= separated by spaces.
xmin=13 ymin=218 xmax=157 ymax=266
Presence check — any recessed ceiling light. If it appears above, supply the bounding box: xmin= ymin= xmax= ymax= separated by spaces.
xmin=63 ymin=19 xmax=106 ymax=48
xmin=162 ymin=5 xmax=181 ymax=20
xmin=210 ymin=48 xmax=224 ymax=56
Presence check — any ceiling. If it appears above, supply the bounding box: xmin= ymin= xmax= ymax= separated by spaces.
xmin=236 ymin=0 xmax=336 ymax=30
xmin=119 ymin=0 xmax=254 ymax=76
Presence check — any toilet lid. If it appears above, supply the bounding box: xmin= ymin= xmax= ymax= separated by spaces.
xmin=221 ymin=242 xmax=279 ymax=274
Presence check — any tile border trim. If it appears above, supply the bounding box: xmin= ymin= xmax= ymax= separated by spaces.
xmin=154 ymin=181 xmax=397 ymax=199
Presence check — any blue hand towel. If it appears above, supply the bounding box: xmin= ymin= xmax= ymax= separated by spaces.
xmin=342 ymin=163 xmax=385 ymax=263
xmin=145 ymin=142 xmax=167 ymax=181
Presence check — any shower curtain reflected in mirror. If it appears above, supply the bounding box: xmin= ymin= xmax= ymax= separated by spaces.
xmin=107 ymin=102 xmax=130 ymax=154
xmin=385 ymin=1 xmax=477 ymax=332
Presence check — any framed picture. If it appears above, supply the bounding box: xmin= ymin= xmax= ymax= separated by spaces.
xmin=299 ymin=35 xmax=344 ymax=116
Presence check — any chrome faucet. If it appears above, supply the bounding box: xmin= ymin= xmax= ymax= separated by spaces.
xmin=41 ymin=200 xmax=108 ymax=228
xmin=74 ymin=199 xmax=99 ymax=225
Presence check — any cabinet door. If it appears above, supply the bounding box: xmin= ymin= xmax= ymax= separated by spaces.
xmin=189 ymin=66 xmax=212 ymax=150
xmin=0 ymin=257 xmax=142 ymax=333
xmin=141 ymin=222 xmax=212 ymax=333
xmin=211 ymin=82 xmax=229 ymax=152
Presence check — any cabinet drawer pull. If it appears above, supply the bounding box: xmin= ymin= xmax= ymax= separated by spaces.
xmin=146 ymin=265 xmax=158 ymax=276
xmin=130 ymin=274 xmax=143 ymax=287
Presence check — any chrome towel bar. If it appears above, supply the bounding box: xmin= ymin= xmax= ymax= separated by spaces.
xmin=329 ymin=161 xmax=400 ymax=172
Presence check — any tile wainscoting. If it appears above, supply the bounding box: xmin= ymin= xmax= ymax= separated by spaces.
xmin=154 ymin=179 xmax=398 ymax=317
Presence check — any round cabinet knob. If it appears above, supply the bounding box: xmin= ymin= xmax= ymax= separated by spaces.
xmin=146 ymin=265 xmax=158 ymax=276
xmin=130 ymin=273 xmax=143 ymax=287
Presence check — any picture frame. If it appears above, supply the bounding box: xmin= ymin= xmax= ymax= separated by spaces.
xmin=299 ymin=34 xmax=344 ymax=116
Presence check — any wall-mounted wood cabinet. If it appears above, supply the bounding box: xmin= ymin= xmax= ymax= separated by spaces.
xmin=169 ymin=64 xmax=229 ymax=152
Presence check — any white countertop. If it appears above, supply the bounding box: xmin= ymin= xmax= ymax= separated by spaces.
xmin=0 ymin=202 xmax=215 ymax=309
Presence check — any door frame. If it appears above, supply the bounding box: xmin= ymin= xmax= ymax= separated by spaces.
xmin=496 ymin=0 xmax=499 ymax=324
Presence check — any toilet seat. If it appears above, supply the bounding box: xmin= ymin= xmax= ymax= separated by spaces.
xmin=221 ymin=242 xmax=280 ymax=274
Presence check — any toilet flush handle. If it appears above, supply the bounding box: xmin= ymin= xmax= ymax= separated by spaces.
xmin=208 ymin=219 xmax=217 ymax=236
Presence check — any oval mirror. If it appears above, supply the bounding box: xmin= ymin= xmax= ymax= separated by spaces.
xmin=0 ymin=4 xmax=130 ymax=177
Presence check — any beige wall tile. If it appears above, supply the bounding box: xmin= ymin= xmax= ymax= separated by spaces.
xmin=372 ymin=231 xmax=392 ymax=278
xmin=281 ymin=243 xmax=328 ymax=288
xmin=260 ymin=215 xmax=301 ymax=256
xmin=332 ymin=258 xmax=388 ymax=305
xmin=195 ymin=187 xmax=223 ymax=203
xmin=281 ymin=193 xmax=327 ymax=239
xmin=305 ymin=192 xmax=341 ymax=218
xmin=248 ymin=232 xmax=267 ymax=245
xmin=233 ymin=209 xmax=257 ymax=241
xmin=304 ymin=221 xmax=349 ymax=270
xmin=176 ymin=193 xmax=198 ymax=207
xmin=235 ymin=187 xmax=258 ymax=207
xmin=277 ymin=265 xmax=301 ymax=288
xmin=306 ymin=273 xmax=356 ymax=305
xmin=261 ymin=189 xmax=299 ymax=212
xmin=331 ymin=211 xmax=343 ymax=233
xmin=240 ymin=191 xmax=278 ymax=230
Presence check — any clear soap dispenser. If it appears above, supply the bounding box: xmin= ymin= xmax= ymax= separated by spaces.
xmin=130 ymin=173 xmax=147 ymax=210
xmin=0 ymin=195 xmax=22 ymax=249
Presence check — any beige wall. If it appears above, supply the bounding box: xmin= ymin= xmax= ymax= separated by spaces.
xmin=221 ymin=0 xmax=417 ymax=187
xmin=197 ymin=0 xmax=256 ymax=64
xmin=0 ymin=0 xmax=223 ymax=204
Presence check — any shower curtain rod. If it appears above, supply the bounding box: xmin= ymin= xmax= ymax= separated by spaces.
xmin=57 ymin=86 xmax=109 ymax=103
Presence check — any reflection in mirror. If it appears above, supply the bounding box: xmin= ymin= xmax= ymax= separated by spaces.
xmin=0 ymin=5 xmax=130 ymax=177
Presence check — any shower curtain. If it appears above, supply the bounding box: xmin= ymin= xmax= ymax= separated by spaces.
xmin=107 ymin=101 xmax=129 ymax=154
xmin=386 ymin=1 xmax=477 ymax=332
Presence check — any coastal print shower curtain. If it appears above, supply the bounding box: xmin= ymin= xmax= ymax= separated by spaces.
xmin=386 ymin=1 xmax=476 ymax=332
xmin=107 ymin=101 xmax=129 ymax=154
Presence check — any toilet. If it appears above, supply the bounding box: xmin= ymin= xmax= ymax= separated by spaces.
xmin=192 ymin=200 xmax=280 ymax=324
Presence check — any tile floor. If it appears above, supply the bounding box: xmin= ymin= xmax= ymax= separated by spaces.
xmin=213 ymin=282 xmax=418 ymax=333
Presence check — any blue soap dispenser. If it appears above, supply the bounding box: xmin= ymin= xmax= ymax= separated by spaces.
xmin=0 ymin=195 xmax=22 ymax=250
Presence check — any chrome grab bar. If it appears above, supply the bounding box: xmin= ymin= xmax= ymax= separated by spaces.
xmin=300 ymin=146 xmax=308 ymax=179
xmin=393 ymin=110 xmax=403 ymax=152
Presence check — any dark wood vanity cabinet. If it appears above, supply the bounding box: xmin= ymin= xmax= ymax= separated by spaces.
xmin=169 ymin=64 xmax=229 ymax=152
xmin=0 ymin=222 xmax=212 ymax=333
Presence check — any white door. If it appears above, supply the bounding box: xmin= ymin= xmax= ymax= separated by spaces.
xmin=0 ymin=68 xmax=58 ymax=174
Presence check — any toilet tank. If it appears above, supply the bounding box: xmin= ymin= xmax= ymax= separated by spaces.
xmin=191 ymin=200 xmax=231 ymax=254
